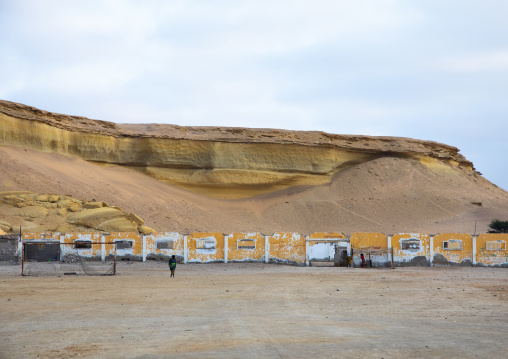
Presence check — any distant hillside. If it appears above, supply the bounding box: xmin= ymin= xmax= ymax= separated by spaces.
xmin=1 ymin=100 xmax=507 ymax=234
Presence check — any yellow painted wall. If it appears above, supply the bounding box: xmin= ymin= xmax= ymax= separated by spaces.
xmin=391 ymin=233 xmax=431 ymax=263
xmin=187 ymin=232 xmax=225 ymax=263
xmin=146 ymin=232 xmax=184 ymax=258
xmin=350 ymin=232 xmax=387 ymax=249
xmin=268 ymin=233 xmax=305 ymax=264
xmin=105 ymin=232 xmax=142 ymax=258
xmin=227 ymin=232 xmax=265 ymax=261
xmin=15 ymin=231 xmax=508 ymax=267
xmin=476 ymin=234 xmax=508 ymax=266
xmin=350 ymin=233 xmax=389 ymax=265
xmin=22 ymin=232 xmax=60 ymax=241
xmin=307 ymin=232 xmax=346 ymax=246
xmin=63 ymin=232 xmax=102 ymax=257
xmin=433 ymin=233 xmax=473 ymax=264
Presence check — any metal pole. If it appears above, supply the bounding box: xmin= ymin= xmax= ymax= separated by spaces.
xmin=20 ymin=227 xmax=24 ymax=276
xmin=391 ymin=246 xmax=395 ymax=269
xmin=113 ymin=243 xmax=117 ymax=275
xmin=21 ymin=243 xmax=24 ymax=276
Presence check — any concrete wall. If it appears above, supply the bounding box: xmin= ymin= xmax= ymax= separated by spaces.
xmin=268 ymin=233 xmax=306 ymax=265
xmin=226 ymin=232 xmax=266 ymax=263
xmin=433 ymin=233 xmax=473 ymax=266
xmin=476 ymin=234 xmax=508 ymax=267
xmin=145 ymin=232 xmax=184 ymax=261
xmin=106 ymin=232 xmax=142 ymax=260
xmin=391 ymin=233 xmax=431 ymax=266
xmin=187 ymin=232 xmax=225 ymax=263
xmin=22 ymin=232 xmax=60 ymax=241
xmin=63 ymin=232 xmax=102 ymax=259
xmin=13 ymin=231 xmax=508 ymax=267
xmin=350 ymin=232 xmax=387 ymax=249
xmin=350 ymin=233 xmax=390 ymax=267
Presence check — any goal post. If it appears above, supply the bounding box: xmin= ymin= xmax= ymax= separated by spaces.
xmin=21 ymin=241 xmax=117 ymax=276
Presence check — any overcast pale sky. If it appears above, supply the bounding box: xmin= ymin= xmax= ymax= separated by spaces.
xmin=1 ymin=0 xmax=507 ymax=190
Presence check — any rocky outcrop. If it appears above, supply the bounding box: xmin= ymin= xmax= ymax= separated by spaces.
xmin=0 ymin=100 xmax=475 ymax=199
xmin=0 ymin=191 xmax=150 ymax=234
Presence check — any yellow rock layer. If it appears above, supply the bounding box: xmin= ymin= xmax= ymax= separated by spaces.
xmin=0 ymin=100 xmax=475 ymax=199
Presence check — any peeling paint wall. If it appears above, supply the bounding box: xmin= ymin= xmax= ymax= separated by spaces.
xmin=226 ymin=232 xmax=265 ymax=262
xmin=433 ymin=233 xmax=473 ymax=265
xmin=350 ymin=232 xmax=387 ymax=249
xmin=476 ymin=234 xmax=508 ymax=267
xmin=268 ymin=233 xmax=305 ymax=264
xmin=351 ymin=233 xmax=390 ymax=267
xmin=391 ymin=233 xmax=431 ymax=266
xmin=13 ymin=231 xmax=508 ymax=267
xmin=187 ymin=232 xmax=225 ymax=263
xmin=146 ymin=232 xmax=184 ymax=260
xmin=105 ymin=232 xmax=142 ymax=260
xmin=63 ymin=232 xmax=102 ymax=259
xmin=22 ymin=232 xmax=60 ymax=241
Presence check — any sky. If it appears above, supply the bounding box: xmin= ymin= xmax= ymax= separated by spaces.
xmin=1 ymin=0 xmax=507 ymax=190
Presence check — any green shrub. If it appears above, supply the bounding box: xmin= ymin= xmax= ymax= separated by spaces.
xmin=487 ymin=219 xmax=508 ymax=233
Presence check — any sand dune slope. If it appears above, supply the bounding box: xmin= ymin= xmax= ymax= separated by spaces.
xmin=1 ymin=144 xmax=507 ymax=235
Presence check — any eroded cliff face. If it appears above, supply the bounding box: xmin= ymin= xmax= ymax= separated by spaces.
xmin=0 ymin=100 xmax=474 ymax=199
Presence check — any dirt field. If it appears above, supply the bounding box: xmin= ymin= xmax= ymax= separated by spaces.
xmin=1 ymin=262 xmax=507 ymax=359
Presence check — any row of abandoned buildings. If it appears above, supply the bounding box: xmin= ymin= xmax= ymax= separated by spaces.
xmin=1 ymin=231 xmax=507 ymax=267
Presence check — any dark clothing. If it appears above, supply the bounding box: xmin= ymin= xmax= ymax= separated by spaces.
xmin=169 ymin=257 xmax=176 ymax=277
xmin=169 ymin=258 xmax=176 ymax=270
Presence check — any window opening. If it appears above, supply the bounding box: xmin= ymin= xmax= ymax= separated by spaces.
xmin=237 ymin=239 xmax=256 ymax=250
xmin=116 ymin=241 xmax=133 ymax=249
xmin=196 ymin=238 xmax=216 ymax=250
xmin=400 ymin=239 xmax=421 ymax=252
xmin=443 ymin=240 xmax=463 ymax=250
xmin=486 ymin=241 xmax=506 ymax=251
xmin=74 ymin=241 xmax=92 ymax=250
xmin=156 ymin=241 xmax=174 ymax=250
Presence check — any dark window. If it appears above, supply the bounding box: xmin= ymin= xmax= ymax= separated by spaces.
xmin=237 ymin=239 xmax=256 ymax=250
xmin=24 ymin=243 xmax=60 ymax=262
xmin=156 ymin=241 xmax=174 ymax=250
xmin=74 ymin=241 xmax=92 ymax=249
xmin=116 ymin=241 xmax=133 ymax=249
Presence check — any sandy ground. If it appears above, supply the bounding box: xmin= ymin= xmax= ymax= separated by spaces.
xmin=0 ymin=263 xmax=507 ymax=359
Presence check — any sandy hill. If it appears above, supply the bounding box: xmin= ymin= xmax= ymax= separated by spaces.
xmin=1 ymin=99 xmax=507 ymax=235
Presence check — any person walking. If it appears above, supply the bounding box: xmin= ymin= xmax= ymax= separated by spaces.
xmin=169 ymin=255 xmax=176 ymax=277
xmin=360 ymin=253 xmax=366 ymax=268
